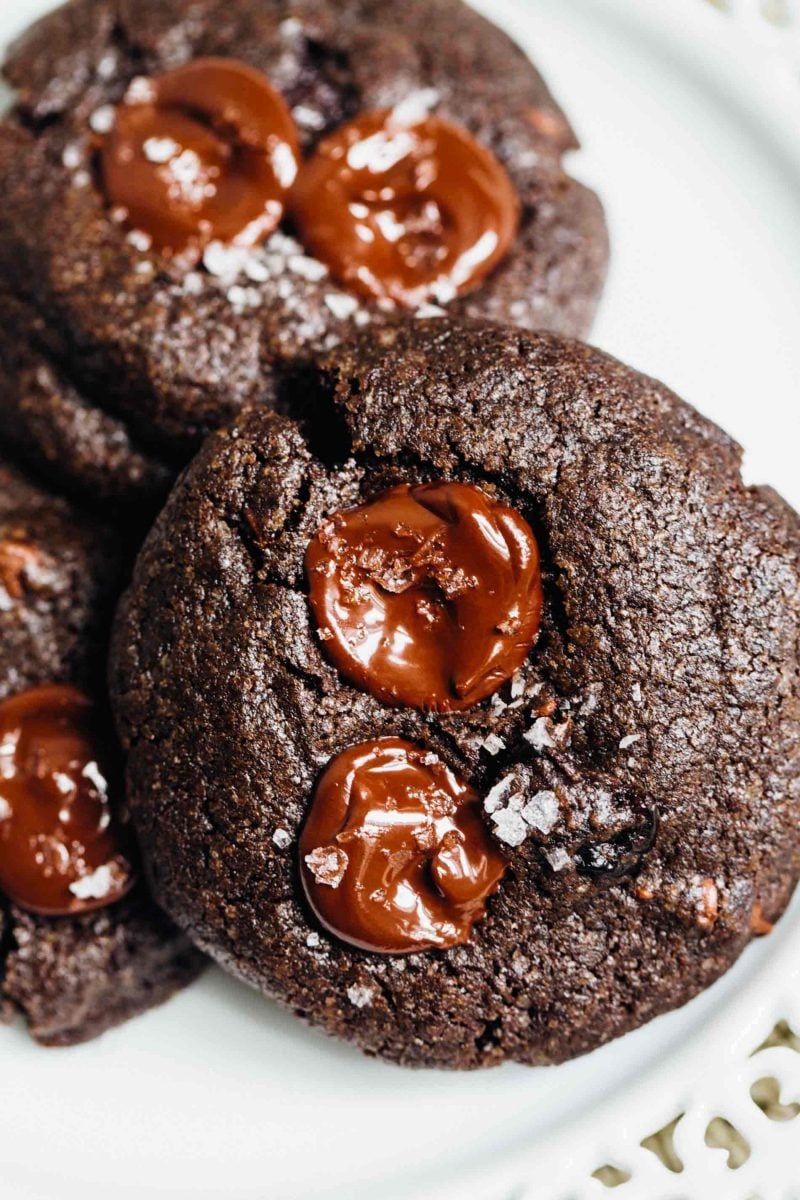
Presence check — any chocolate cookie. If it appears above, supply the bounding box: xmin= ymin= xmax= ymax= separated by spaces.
xmin=0 ymin=289 xmax=173 ymax=515
xmin=0 ymin=0 xmax=607 ymax=506
xmin=0 ymin=457 xmax=204 ymax=1046
xmin=110 ymin=320 xmax=800 ymax=1069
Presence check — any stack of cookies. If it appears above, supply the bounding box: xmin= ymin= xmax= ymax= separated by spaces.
xmin=1 ymin=0 xmax=797 ymax=1068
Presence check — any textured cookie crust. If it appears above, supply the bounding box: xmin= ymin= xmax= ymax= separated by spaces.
xmin=0 ymin=457 xmax=204 ymax=1046
xmin=111 ymin=321 xmax=800 ymax=1069
xmin=0 ymin=289 xmax=173 ymax=515
xmin=0 ymin=0 xmax=607 ymax=502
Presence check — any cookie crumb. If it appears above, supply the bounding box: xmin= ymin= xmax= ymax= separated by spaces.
xmin=692 ymin=876 xmax=719 ymax=929
xmin=305 ymin=931 xmax=321 ymax=948
xmin=511 ymin=951 xmax=530 ymax=976
xmin=272 ymin=828 xmax=292 ymax=850
xmin=579 ymin=683 xmax=602 ymax=715
xmin=482 ymin=733 xmax=506 ymax=756
xmin=619 ymin=733 xmax=641 ymax=749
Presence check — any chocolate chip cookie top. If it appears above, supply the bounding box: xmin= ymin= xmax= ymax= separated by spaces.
xmin=305 ymin=480 xmax=543 ymax=711
xmin=0 ymin=0 xmax=607 ymax=497
xmin=0 ymin=684 xmax=134 ymax=917
xmin=111 ymin=321 xmax=800 ymax=1068
xmin=100 ymin=58 xmax=301 ymax=254
xmin=0 ymin=458 xmax=124 ymax=698
xmin=0 ymin=457 xmax=203 ymax=1045
xmin=291 ymin=108 xmax=519 ymax=306
xmin=300 ymin=737 xmax=505 ymax=953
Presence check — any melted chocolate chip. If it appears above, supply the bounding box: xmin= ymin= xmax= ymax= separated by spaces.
xmin=574 ymin=808 xmax=658 ymax=880
xmin=291 ymin=109 xmax=519 ymax=306
xmin=99 ymin=58 xmax=300 ymax=255
xmin=299 ymin=738 xmax=505 ymax=953
xmin=0 ymin=685 xmax=134 ymax=916
xmin=0 ymin=540 xmax=42 ymax=600
xmin=305 ymin=481 xmax=543 ymax=711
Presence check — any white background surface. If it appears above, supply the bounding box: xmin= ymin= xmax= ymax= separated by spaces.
xmin=1 ymin=2 xmax=799 ymax=1198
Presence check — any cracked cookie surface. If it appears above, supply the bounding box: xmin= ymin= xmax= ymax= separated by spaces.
xmin=110 ymin=320 xmax=800 ymax=1068
xmin=0 ymin=0 xmax=607 ymax=505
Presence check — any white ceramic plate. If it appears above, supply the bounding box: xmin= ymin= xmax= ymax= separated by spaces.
xmin=1 ymin=2 xmax=799 ymax=1198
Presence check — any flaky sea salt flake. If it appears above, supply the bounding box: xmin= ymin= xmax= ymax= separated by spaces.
xmin=490 ymin=807 xmax=528 ymax=848
xmin=521 ymin=790 xmax=559 ymax=834
xmin=388 ymin=88 xmax=440 ymax=129
xmin=143 ymin=136 xmax=180 ymax=163
xmin=347 ymin=984 xmax=375 ymax=1008
xmin=127 ymin=229 xmax=153 ymax=252
xmin=324 ymin=293 xmax=360 ymax=320
xmin=126 ymin=76 xmax=157 ymax=105
xmin=305 ymin=845 xmax=349 ymax=888
xmin=183 ymin=272 xmax=204 ymax=296
xmin=89 ymin=104 xmax=116 ymax=134
xmin=484 ymin=775 xmax=517 ymax=814
xmin=96 ymin=51 xmax=118 ymax=80
xmin=523 ymin=717 xmax=556 ymax=752
xmin=544 ymin=847 xmax=572 ymax=872
xmin=62 ymin=143 xmax=83 ymax=170
xmin=69 ymin=863 xmax=118 ymax=900
xmin=292 ymin=104 xmax=325 ymax=130
xmin=288 ymin=254 xmax=328 ymax=283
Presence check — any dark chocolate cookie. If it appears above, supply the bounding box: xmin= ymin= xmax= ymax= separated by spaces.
xmin=0 ymin=457 xmax=204 ymax=1046
xmin=0 ymin=0 xmax=607 ymax=506
xmin=110 ymin=320 xmax=800 ymax=1069
xmin=0 ymin=289 xmax=173 ymax=515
